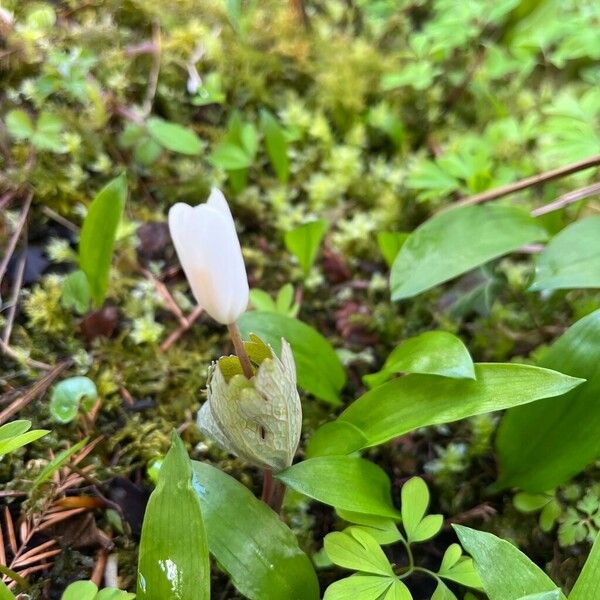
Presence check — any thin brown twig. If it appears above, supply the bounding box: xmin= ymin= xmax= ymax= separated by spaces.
xmin=160 ymin=304 xmax=203 ymax=351
xmin=227 ymin=322 xmax=253 ymax=378
xmin=0 ymin=191 xmax=32 ymax=287
xmin=0 ymin=189 xmax=17 ymax=211
xmin=143 ymin=269 xmax=187 ymax=326
xmin=41 ymin=206 xmax=79 ymax=233
xmin=452 ymin=154 xmax=600 ymax=209
xmin=2 ymin=229 xmax=27 ymax=345
xmin=0 ymin=359 xmax=71 ymax=425
xmin=531 ymin=180 xmax=600 ymax=217
xmin=91 ymin=549 xmax=109 ymax=586
xmin=0 ymin=339 xmax=52 ymax=371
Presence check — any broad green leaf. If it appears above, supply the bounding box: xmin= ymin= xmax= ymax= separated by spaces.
xmin=513 ymin=492 xmax=553 ymax=513
xmin=324 ymin=529 xmax=393 ymax=576
xmin=401 ymin=477 xmax=429 ymax=541
xmin=191 ymin=461 xmax=319 ymax=600
xmin=306 ymin=421 xmax=367 ymax=458
xmin=530 ymin=216 xmax=600 ymax=291
xmin=5 ymin=109 xmax=34 ymax=139
xmin=495 ymin=309 xmax=600 ymax=491
xmin=61 ymin=581 xmax=98 ymax=600
xmin=323 ymin=574 xmax=393 ymax=600
xmin=284 ymin=220 xmax=328 ymax=276
xmin=335 ymin=364 xmax=582 ymax=451
xmin=336 ymin=511 xmax=401 ymax=544
xmin=147 ymin=117 xmax=202 ymax=155
xmin=454 ymin=526 xmax=564 ymax=600
xmin=31 ymin=438 xmax=88 ymax=490
xmin=518 ymin=592 xmax=561 ymax=600
xmin=61 ymin=270 xmax=91 ymax=314
xmin=0 ymin=579 xmax=16 ymax=600
xmin=363 ymin=331 xmax=475 ymax=389
xmin=49 ymin=376 xmax=98 ymax=423
xmin=210 ymin=142 xmax=253 ymax=170
xmin=137 ymin=434 xmax=209 ymax=600
xmin=237 ymin=311 xmax=346 ymax=405
xmin=377 ymin=232 xmax=408 ymax=268
xmin=79 ymin=174 xmax=127 ymax=306
xmin=277 ymin=456 xmax=401 ymax=519
xmin=568 ymin=532 xmax=600 ymax=600
xmin=391 ymin=204 xmax=548 ymax=300
xmin=260 ymin=109 xmax=289 ymax=182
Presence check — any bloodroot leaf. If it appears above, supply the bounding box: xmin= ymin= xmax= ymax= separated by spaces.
xmin=137 ymin=433 xmax=210 ymax=600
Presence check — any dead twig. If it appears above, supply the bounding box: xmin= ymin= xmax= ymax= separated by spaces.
xmin=452 ymin=154 xmax=600 ymax=209
xmin=160 ymin=304 xmax=203 ymax=351
xmin=0 ymin=359 xmax=71 ymax=425
xmin=2 ymin=229 xmax=27 ymax=345
xmin=0 ymin=191 xmax=32 ymax=288
xmin=531 ymin=180 xmax=600 ymax=217
xmin=0 ymin=339 xmax=53 ymax=371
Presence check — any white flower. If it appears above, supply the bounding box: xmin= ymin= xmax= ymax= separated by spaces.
xmin=168 ymin=188 xmax=249 ymax=324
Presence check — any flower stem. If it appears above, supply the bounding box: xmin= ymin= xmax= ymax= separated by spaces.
xmin=227 ymin=322 xmax=253 ymax=378
xmin=261 ymin=469 xmax=285 ymax=514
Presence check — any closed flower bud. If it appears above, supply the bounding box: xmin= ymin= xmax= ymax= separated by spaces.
xmin=168 ymin=188 xmax=249 ymax=324
xmin=197 ymin=336 xmax=302 ymax=473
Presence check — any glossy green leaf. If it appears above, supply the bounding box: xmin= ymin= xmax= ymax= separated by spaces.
xmin=306 ymin=421 xmax=367 ymax=458
xmin=79 ymin=174 xmax=127 ymax=306
xmin=391 ymin=204 xmax=548 ymax=300
xmin=32 ymin=438 xmax=88 ymax=490
xmin=437 ymin=556 xmax=481 ymax=588
xmin=518 ymin=592 xmax=561 ymax=600
xmin=454 ymin=526 xmax=564 ymax=600
xmin=363 ymin=331 xmax=475 ymax=389
xmin=61 ymin=270 xmax=91 ymax=314
xmin=137 ymin=434 xmax=209 ymax=600
xmin=260 ymin=109 xmax=289 ymax=182
xmin=495 ymin=309 xmax=600 ymax=491
xmin=277 ymin=456 xmax=401 ymax=519
xmin=284 ymin=220 xmax=328 ymax=276
xmin=147 ymin=117 xmax=202 ymax=155
xmin=569 ymin=532 xmax=600 ymax=600
xmin=530 ymin=216 xmax=600 ymax=291
xmin=237 ymin=311 xmax=345 ymax=405
xmin=0 ymin=420 xmax=31 ymax=440
xmin=334 ymin=364 xmax=582 ymax=452
xmin=191 ymin=461 xmax=319 ymax=600
xmin=377 ymin=232 xmax=409 ymax=268
xmin=323 ymin=575 xmax=394 ymax=600
xmin=325 ymin=529 xmax=393 ymax=576
xmin=49 ymin=376 xmax=98 ymax=424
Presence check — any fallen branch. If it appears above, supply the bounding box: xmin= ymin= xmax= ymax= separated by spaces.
xmin=453 ymin=154 xmax=600 ymax=209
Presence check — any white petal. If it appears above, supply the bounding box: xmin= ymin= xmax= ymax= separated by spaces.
xmin=168 ymin=193 xmax=248 ymax=324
